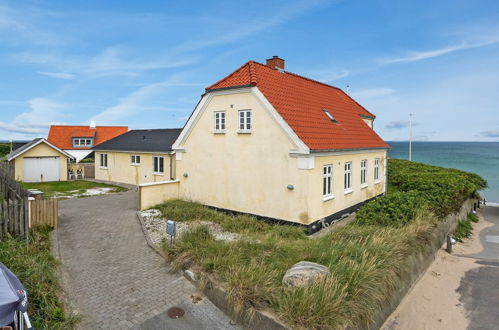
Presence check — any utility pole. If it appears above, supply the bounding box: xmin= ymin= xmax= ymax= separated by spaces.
xmin=409 ymin=113 xmax=413 ymax=161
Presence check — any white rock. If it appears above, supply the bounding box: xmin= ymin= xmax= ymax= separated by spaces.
xmin=282 ymin=261 xmax=330 ymax=287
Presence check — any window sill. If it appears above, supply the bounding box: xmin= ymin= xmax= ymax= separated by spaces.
xmin=213 ymin=130 xmax=226 ymax=134
xmin=323 ymin=195 xmax=335 ymax=202
xmin=237 ymin=130 xmax=252 ymax=134
xmin=344 ymin=189 xmax=353 ymax=195
xmin=360 ymin=184 xmax=368 ymax=189
xmin=153 ymin=172 xmax=164 ymax=176
xmin=374 ymin=180 xmax=381 ymax=184
xmin=130 ymin=164 xmax=140 ymax=166
xmin=100 ymin=167 xmax=108 ymax=169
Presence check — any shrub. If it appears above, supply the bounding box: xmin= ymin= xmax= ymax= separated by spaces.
xmin=355 ymin=191 xmax=425 ymax=227
xmin=388 ymin=159 xmax=487 ymax=217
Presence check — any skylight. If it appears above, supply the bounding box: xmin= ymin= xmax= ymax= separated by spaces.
xmin=323 ymin=109 xmax=338 ymax=123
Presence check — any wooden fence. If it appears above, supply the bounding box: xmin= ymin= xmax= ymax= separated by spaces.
xmin=0 ymin=162 xmax=29 ymax=239
xmin=29 ymin=198 xmax=58 ymax=228
xmin=0 ymin=161 xmax=14 ymax=178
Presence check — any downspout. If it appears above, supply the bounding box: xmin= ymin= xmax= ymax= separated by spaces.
xmin=384 ymin=150 xmax=388 ymax=196
xmin=169 ymin=154 xmax=173 ymax=180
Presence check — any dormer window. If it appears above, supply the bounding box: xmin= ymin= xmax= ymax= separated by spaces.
xmin=323 ymin=109 xmax=338 ymax=123
xmin=73 ymin=137 xmax=93 ymax=147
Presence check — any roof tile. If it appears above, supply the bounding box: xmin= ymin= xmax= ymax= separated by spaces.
xmin=47 ymin=125 xmax=128 ymax=150
xmin=206 ymin=61 xmax=389 ymax=151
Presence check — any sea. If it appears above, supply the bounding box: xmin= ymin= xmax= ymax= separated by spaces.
xmin=388 ymin=142 xmax=499 ymax=203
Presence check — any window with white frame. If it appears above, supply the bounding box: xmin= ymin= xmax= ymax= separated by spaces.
xmin=153 ymin=156 xmax=164 ymax=174
xmin=131 ymin=155 xmax=141 ymax=165
xmin=238 ymin=110 xmax=251 ymax=131
xmin=214 ymin=111 xmax=226 ymax=131
xmin=344 ymin=161 xmax=352 ymax=191
xmin=323 ymin=164 xmax=333 ymax=198
xmin=374 ymin=158 xmax=380 ymax=181
xmin=100 ymin=153 xmax=108 ymax=168
xmin=73 ymin=138 xmax=93 ymax=147
xmin=361 ymin=159 xmax=367 ymax=186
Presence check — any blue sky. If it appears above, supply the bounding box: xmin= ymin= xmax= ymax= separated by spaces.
xmin=1 ymin=0 xmax=499 ymax=141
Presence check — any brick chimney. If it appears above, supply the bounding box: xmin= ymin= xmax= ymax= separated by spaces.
xmin=266 ymin=56 xmax=285 ymax=70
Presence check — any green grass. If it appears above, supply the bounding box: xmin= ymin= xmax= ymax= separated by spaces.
xmin=454 ymin=213 xmax=480 ymax=242
xmin=21 ymin=180 xmax=127 ymax=198
xmin=158 ymin=160 xmax=486 ymax=329
xmin=0 ymin=226 xmax=79 ymax=329
xmin=160 ymin=200 xmax=438 ymax=329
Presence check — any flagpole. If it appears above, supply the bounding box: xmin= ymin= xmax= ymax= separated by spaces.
xmin=409 ymin=113 xmax=412 ymax=161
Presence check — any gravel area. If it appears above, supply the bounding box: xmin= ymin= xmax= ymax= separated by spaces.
xmin=54 ymin=187 xmax=115 ymax=199
xmin=140 ymin=209 xmax=240 ymax=247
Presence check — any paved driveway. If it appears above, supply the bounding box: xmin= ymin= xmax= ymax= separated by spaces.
xmin=55 ymin=186 xmax=238 ymax=329
xmin=458 ymin=205 xmax=499 ymax=330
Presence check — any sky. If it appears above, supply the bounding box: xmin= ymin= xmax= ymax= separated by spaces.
xmin=1 ymin=0 xmax=499 ymax=142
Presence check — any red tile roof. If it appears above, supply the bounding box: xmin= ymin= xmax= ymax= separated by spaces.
xmin=206 ymin=61 xmax=389 ymax=151
xmin=47 ymin=125 xmax=128 ymax=150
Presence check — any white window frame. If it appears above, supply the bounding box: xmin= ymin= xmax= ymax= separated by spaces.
xmin=323 ymin=164 xmax=333 ymax=200
xmin=214 ymin=111 xmax=226 ymax=133
xmin=238 ymin=110 xmax=252 ymax=133
xmin=100 ymin=153 xmax=108 ymax=168
xmin=131 ymin=155 xmax=141 ymax=165
xmin=360 ymin=159 xmax=368 ymax=188
xmin=344 ymin=161 xmax=352 ymax=193
xmin=374 ymin=158 xmax=381 ymax=183
xmin=73 ymin=137 xmax=93 ymax=148
xmin=153 ymin=156 xmax=164 ymax=175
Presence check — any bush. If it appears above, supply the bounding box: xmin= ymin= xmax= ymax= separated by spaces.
xmin=356 ymin=159 xmax=487 ymax=227
xmin=356 ymin=191 xmax=425 ymax=227
xmin=388 ymin=159 xmax=487 ymax=217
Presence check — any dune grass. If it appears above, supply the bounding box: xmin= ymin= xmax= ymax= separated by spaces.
xmin=453 ymin=213 xmax=480 ymax=242
xmin=159 ymin=200 xmax=439 ymax=329
xmin=0 ymin=226 xmax=79 ymax=329
xmin=21 ymin=180 xmax=126 ymax=198
xmin=158 ymin=160 xmax=486 ymax=329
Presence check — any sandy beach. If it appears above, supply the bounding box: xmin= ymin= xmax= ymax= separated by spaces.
xmin=382 ymin=210 xmax=494 ymax=330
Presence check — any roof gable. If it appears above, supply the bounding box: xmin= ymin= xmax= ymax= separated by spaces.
xmin=206 ymin=61 xmax=389 ymax=151
xmin=93 ymin=129 xmax=182 ymax=153
xmin=7 ymin=138 xmax=74 ymax=161
xmin=48 ymin=125 xmax=128 ymax=150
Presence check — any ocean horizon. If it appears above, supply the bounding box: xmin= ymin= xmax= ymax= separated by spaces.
xmin=388 ymin=141 xmax=499 ymax=203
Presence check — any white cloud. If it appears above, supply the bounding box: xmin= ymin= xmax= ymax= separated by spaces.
xmin=16 ymin=47 xmax=197 ymax=78
xmin=351 ymin=88 xmax=395 ymax=99
xmin=380 ymin=38 xmax=499 ymax=64
xmin=384 ymin=120 xmax=419 ymax=130
xmin=0 ymin=4 xmax=64 ymax=46
xmin=308 ymin=68 xmax=349 ymax=83
xmin=479 ymin=129 xmax=499 ymax=138
xmin=174 ymin=0 xmax=332 ymax=52
xmin=90 ymin=73 xmax=188 ymax=124
xmin=38 ymin=71 xmax=76 ymax=80
xmin=0 ymin=98 xmax=67 ymax=136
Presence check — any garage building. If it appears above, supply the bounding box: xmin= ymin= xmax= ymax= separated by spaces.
xmin=7 ymin=138 xmax=74 ymax=182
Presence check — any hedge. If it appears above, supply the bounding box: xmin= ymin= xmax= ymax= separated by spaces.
xmin=356 ymin=159 xmax=487 ymax=227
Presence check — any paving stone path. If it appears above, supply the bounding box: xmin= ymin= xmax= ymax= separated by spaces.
xmin=56 ymin=186 xmax=239 ymax=329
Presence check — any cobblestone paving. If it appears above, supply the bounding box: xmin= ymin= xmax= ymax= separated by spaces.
xmin=56 ymin=186 xmax=238 ymax=329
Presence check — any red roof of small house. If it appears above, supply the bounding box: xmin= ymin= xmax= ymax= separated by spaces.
xmin=206 ymin=61 xmax=389 ymax=151
xmin=47 ymin=125 xmax=128 ymax=150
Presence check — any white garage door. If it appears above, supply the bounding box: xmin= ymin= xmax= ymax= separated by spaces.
xmin=23 ymin=157 xmax=60 ymax=182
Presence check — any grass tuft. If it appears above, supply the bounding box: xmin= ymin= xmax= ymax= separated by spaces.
xmin=454 ymin=212 xmax=480 ymax=241
xmin=0 ymin=226 xmax=79 ymax=329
